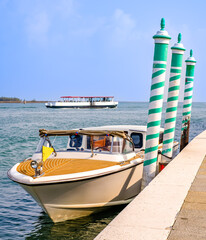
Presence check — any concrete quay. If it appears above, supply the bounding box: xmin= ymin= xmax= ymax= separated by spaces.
xmin=95 ymin=130 xmax=206 ymax=240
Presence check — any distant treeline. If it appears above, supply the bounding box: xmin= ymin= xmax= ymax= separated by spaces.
xmin=0 ymin=97 xmax=47 ymax=103
xmin=0 ymin=97 xmax=22 ymax=102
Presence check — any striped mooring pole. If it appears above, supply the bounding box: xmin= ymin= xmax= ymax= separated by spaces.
xmin=161 ymin=33 xmax=185 ymax=161
xmin=180 ymin=50 xmax=196 ymax=151
xmin=142 ymin=18 xmax=171 ymax=189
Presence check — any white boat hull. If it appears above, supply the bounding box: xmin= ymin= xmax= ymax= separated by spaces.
xmin=19 ymin=162 xmax=143 ymax=222
xmin=45 ymin=101 xmax=118 ymax=108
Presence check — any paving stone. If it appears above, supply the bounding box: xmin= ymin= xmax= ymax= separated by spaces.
xmin=168 ymin=156 xmax=206 ymax=240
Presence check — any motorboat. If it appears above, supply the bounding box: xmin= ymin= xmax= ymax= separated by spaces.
xmin=8 ymin=125 xmax=172 ymax=223
xmin=45 ymin=96 xmax=118 ymax=108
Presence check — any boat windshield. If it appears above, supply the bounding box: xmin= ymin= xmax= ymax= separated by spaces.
xmin=67 ymin=135 xmax=124 ymax=153
xmin=85 ymin=135 xmax=123 ymax=153
xmin=36 ymin=134 xmax=132 ymax=154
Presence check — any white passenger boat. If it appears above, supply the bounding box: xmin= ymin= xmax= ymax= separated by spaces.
xmin=45 ymin=96 xmax=118 ymax=108
xmin=8 ymin=125 xmax=170 ymax=223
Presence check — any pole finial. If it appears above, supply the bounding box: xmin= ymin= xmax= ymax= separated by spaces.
xmin=190 ymin=49 xmax=193 ymax=57
xmin=161 ymin=18 xmax=165 ymax=30
xmin=178 ymin=33 xmax=181 ymax=43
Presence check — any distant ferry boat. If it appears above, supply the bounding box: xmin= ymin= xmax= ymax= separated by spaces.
xmin=45 ymin=96 xmax=118 ymax=108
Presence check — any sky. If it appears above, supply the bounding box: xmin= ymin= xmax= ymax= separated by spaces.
xmin=0 ymin=0 xmax=205 ymax=102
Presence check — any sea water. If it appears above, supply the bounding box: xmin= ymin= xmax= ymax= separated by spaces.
xmin=0 ymin=102 xmax=206 ymax=240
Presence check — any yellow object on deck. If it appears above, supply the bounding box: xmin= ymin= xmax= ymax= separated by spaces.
xmin=42 ymin=146 xmax=54 ymax=162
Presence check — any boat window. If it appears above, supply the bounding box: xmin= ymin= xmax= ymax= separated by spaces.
xmin=69 ymin=135 xmax=83 ymax=148
xmin=35 ymin=137 xmax=53 ymax=152
xmin=87 ymin=136 xmax=91 ymax=149
xmin=90 ymin=136 xmax=112 ymax=152
xmin=36 ymin=138 xmax=45 ymax=152
xmin=36 ymin=136 xmax=69 ymax=152
xmin=112 ymin=137 xmax=123 ymax=153
xmin=50 ymin=136 xmax=69 ymax=150
xmin=131 ymin=133 xmax=143 ymax=148
xmin=87 ymin=135 xmax=112 ymax=152
xmin=123 ymin=139 xmax=134 ymax=154
xmin=159 ymin=132 xmax=163 ymax=144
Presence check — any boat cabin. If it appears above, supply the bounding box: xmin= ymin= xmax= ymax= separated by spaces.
xmin=60 ymin=96 xmax=115 ymax=103
xmin=35 ymin=125 xmax=163 ymax=157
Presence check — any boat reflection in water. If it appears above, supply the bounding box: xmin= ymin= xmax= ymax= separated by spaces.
xmin=8 ymin=125 xmax=165 ymax=223
xmin=25 ymin=205 xmax=125 ymax=240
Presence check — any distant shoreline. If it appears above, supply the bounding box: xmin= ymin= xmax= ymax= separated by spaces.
xmin=0 ymin=101 xmax=47 ymax=103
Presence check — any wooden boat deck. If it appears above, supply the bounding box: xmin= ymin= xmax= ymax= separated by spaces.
xmin=17 ymin=154 xmax=142 ymax=178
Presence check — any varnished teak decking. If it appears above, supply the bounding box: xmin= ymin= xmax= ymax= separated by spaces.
xmin=17 ymin=154 xmax=142 ymax=178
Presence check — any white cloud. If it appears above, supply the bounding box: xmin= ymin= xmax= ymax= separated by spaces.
xmin=20 ymin=0 xmax=75 ymax=45
xmin=26 ymin=12 xmax=50 ymax=44
xmin=109 ymin=9 xmax=140 ymax=46
xmin=67 ymin=8 xmax=140 ymax=43
xmin=72 ymin=18 xmax=106 ymax=38
xmin=54 ymin=0 xmax=74 ymax=17
xmin=23 ymin=5 xmax=141 ymax=48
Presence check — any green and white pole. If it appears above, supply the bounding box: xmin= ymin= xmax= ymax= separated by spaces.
xmin=161 ymin=33 xmax=185 ymax=160
xmin=142 ymin=18 xmax=171 ymax=188
xmin=180 ymin=50 xmax=196 ymax=151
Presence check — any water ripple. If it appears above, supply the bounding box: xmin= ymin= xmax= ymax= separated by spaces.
xmin=1 ymin=102 xmax=206 ymax=239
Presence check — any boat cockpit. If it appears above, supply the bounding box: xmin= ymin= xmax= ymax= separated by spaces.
xmin=35 ymin=130 xmax=135 ymax=156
